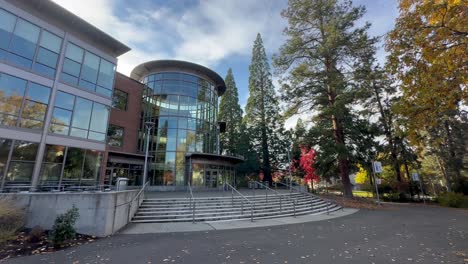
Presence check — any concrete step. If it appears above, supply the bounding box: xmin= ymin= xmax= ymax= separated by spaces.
xmin=131 ymin=205 xmax=342 ymax=223
xmin=132 ymin=192 xmax=341 ymax=223
xmin=133 ymin=203 xmax=332 ymax=218
xmin=140 ymin=198 xmax=321 ymax=209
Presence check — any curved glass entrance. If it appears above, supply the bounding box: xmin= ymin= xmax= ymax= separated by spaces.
xmin=192 ymin=163 xmax=235 ymax=188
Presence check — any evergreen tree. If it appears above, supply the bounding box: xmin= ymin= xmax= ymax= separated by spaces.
xmin=236 ymin=120 xmax=261 ymax=179
xmin=218 ymin=68 xmax=243 ymax=156
xmin=245 ymin=33 xmax=287 ymax=184
xmin=274 ymin=0 xmax=378 ymax=197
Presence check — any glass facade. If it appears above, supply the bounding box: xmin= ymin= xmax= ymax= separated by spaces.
xmin=0 ymin=8 xmax=63 ymax=78
xmin=40 ymin=145 xmax=102 ymax=186
xmin=140 ymin=72 xmax=219 ymax=186
xmin=0 ymin=72 xmax=51 ymax=129
xmin=50 ymin=91 xmax=110 ymax=142
xmin=60 ymin=42 xmax=116 ymax=97
xmin=0 ymin=138 xmax=103 ymax=188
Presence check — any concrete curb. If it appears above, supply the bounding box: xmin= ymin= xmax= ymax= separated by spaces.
xmin=120 ymin=208 xmax=359 ymax=234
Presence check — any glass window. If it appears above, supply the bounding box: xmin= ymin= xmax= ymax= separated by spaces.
xmin=40 ymin=145 xmax=65 ymax=182
xmin=52 ymin=108 xmax=72 ymax=126
xmin=65 ymin=43 xmax=84 ymax=62
xmin=63 ymin=147 xmax=84 ymax=180
xmin=82 ymin=150 xmax=101 ymax=180
xmin=89 ymin=103 xmax=109 ymax=133
xmin=107 ymin=125 xmax=124 ymax=147
xmin=34 ymin=48 xmax=59 ymax=77
xmin=0 ymin=138 xmax=12 ymax=179
xmin=72 ymin=97 xmax=92 ymax=129
xmin=166 ymin=129 xmax=177 ymax=151
xmin=79 ymin=51 xmax=100 ymax=90
xmin=0 ymin=8 xmax=16 ymax=49
xmin=9 ymin=19 xmax=40 ymax=59
xmin=0 ymin=73 xmax=27 ymax=123
xmin=97 ymin=59 xmax=115 ymax=90
xmin=70 ymin=127 xmax=88 ymax=138
xmin=54 ymin=91 xmax=75 ymax=110
xmin=0 ymin=73 xmax=50 ymax=129
xmin=6 ymin=141 xmax=38 ymax=183
xmin=112 ymin=89 xmax=127 ymax=110
xmin=51 ymin=93 xmax=109 ymax=142
xmin=11 ymin=141 xmax=38 ymax=160
xmin=27 ymin=82 xmax=51 ymax=104
xmin=43 ymin=144 xmax=65 ymax=163
xmin=39 ymin=31 xmax=61 ymax=53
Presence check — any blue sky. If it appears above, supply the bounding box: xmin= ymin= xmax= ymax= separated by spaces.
xmin=52 ymin=0 xmax=399 ymax=127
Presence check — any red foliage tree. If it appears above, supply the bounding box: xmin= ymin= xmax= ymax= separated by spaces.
xmin=298 ymin=145 xmax=320 ymax=184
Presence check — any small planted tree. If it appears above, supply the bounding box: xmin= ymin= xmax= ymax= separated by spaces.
xmin=293 ymin=145 xmax=320 ymax=190
xmin=50 ymin=205 xmax=79 ymax=248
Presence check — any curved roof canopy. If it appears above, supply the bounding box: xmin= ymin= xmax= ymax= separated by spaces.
xmin=130 ymin=60 xmax=226 ymax=96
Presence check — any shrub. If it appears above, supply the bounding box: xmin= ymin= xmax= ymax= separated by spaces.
xmin=0 ymin=198 xmax=25 ymax=242
xmin=29 ymin=225 xmax=45 ymax=243
xmin=50 ymin=205 xmax=79 ymax=248
xmin=437 ymin=192 xmax=466 ymax=208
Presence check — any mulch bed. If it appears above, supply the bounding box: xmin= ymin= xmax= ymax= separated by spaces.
xmin=319 ymin=193 xmax=389 ymax=210
xmin=0 ymin=229 xmax=97 ymax=262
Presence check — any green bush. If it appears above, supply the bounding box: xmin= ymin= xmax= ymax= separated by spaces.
xmin=437 ymin=192 xmax=466 ymax=208
xmin=50 ymin=205 xmax=79 ymax=248
xmin=0 ymin=198 xmax=25 ymax=242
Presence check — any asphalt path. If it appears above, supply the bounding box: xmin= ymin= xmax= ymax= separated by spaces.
xmin=5 ymin=204 xmax=468 ymax=264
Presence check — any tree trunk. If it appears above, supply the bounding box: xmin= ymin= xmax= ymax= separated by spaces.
xmin=372 ymin=81 xmax=402 ymax=182
xmin=259 ymin=75 xmax=272 ymax=185
xmin=436 ymin=156 xmax=451 ymax=192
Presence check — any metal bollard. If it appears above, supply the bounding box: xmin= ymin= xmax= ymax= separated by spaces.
xmin=326 ymin=200 xmax=329 ymax=215
xmin=241 ymin=202 xmax=244 ymax=215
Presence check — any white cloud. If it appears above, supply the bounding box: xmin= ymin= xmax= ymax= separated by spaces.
xmin=52 ymin=0 xmax=287 ymax=76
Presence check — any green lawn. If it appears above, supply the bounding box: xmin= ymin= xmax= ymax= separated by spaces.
xmin=353 ymin=190 xmax=374 ymax=198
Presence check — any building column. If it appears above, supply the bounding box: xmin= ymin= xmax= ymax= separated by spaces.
xmin=30 ymin=33 xmax=68 ymax=191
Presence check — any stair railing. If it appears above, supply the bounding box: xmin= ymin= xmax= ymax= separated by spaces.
xmin=187 ymin=182 xmax=195 ymax=224
xmin=224 ymin=182 xmax=254 ymax=222
xmin=252 ymin=181 xmax=297 ymax=213
xmin=128 ymin=181 xmax=149 ymax=222
xmin=275 ymin=181 xmax=341 ymax=214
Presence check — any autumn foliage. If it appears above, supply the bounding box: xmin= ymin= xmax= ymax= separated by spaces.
xmin=293 ymin=145 xmax=320 ymax=185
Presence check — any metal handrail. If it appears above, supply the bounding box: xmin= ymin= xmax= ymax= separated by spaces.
xmin=187 ymin=182 xmax=195 ymax=223
xmin=128 ymin=181 xmax=149 ymax=222
xmin=224 ymin=182 xmax=254 ymax=222
xmin=252 ymin=181 xmax=297 ymax=213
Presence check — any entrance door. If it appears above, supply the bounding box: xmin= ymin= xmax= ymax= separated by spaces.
xmin=204 ymin=170 xmax=218 ymax=188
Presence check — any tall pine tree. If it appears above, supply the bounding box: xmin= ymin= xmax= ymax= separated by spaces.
xmin=245 ymin=33 xmax=287 ymax=184
xmin=218 ymin=68 xmax=243 ymax=156
xmin=274 ymin=0 xmax=378 ymax=197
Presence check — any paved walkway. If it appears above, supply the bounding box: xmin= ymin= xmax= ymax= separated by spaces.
xmin=5 ymin=204 xmax=468 ymax=264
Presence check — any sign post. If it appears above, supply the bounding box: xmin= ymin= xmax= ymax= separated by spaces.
xmin=412 ymin=172 xmax=426 ymax=204
xmin=372 ymin=161 xmax=382 ymax=205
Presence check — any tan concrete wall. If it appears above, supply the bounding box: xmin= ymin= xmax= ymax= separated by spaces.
xmin=0 ymin=190 xmax=140 ymax=237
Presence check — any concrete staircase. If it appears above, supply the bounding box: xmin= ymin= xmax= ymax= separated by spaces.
xmin=131 ymin=191 xmax=341 ymax=223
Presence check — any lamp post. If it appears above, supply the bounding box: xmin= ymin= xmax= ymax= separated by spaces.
xmin=142 ymin=121 xmax=155 ymax=186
